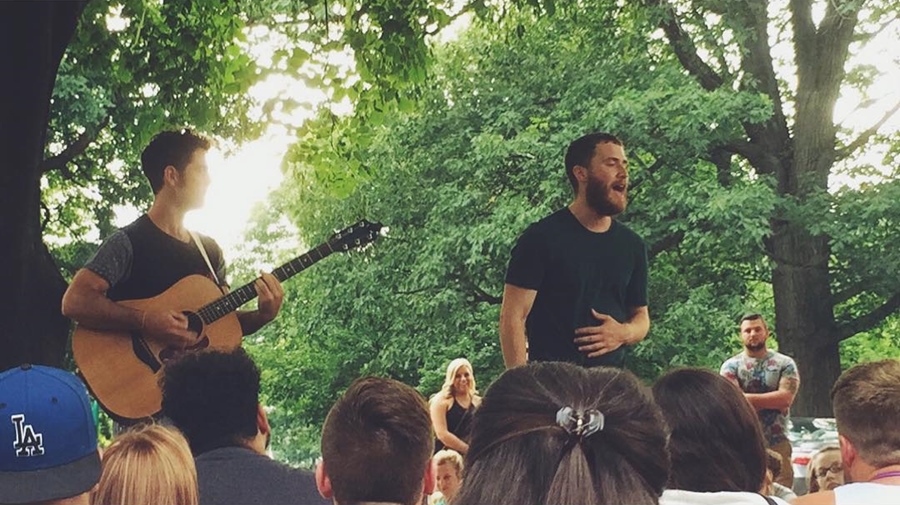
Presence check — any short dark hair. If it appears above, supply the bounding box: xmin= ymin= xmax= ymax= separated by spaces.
xmin=160 ymin=348 xmax=260 ymax=455
xmin=141 ymin=129 xmax=212 ymax=193
xmin=564 ymin=132 xmax=623 ymax=192
xmin=740 ymin=313 xmax=767 ymax=326
xmin=652 ymin=367 xmax=768 ymax=492
xmin=455 ymin=362 xmax=669 ymax=505
xmin=321 ymin=377 xmax=433 ymax=505
xmin=831 ymin=359 xmax=900 ymax=467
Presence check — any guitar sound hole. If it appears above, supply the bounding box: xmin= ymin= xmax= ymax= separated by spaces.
xmin=158 ymin=311 xmax=210 ymax=363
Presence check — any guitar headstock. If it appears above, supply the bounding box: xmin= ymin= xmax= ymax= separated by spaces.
xmin=328 ymin=219 xmax=384 ymax=252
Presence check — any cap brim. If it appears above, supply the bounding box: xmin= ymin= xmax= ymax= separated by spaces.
xmin=0 ymin=450 xmax=100 ymax=504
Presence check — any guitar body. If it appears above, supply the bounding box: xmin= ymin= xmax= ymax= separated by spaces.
xmin=72 ymin=275 xmax=242 ymax=421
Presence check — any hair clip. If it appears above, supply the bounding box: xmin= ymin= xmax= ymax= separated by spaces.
xmin=556 ymin=406 xmax=604 ymax=438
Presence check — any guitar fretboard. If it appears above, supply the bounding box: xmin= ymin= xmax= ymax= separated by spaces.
xmin=195 ymin=241 xmax=335 ymax=325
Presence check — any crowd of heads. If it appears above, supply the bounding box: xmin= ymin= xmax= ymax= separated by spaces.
xmin=3 ymin=339 xmax=900 ymax=505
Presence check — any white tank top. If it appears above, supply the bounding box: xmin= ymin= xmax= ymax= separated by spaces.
xmin=834 ymin=482 xmax=900 ymax=505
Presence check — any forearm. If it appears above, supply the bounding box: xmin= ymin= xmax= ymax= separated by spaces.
xmin=622 ymin=307 xmax=650 ymax=345
xmin=237 ymin=310 xmax=270 ymax=336
xmin=435 ymin=430 xmax=469 ymax=454
xmin=745 ymin=390 xmax=794 ymax=411
xmin=499 ymin=316 xmax=527 ymax=369
xmin=62 ymin=286 xmax=142 ymax=331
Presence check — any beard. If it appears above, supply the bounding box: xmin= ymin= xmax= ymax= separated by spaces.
xmin=745 ymin=341 xmax=765 ymax=353
xmin=585 ymin=176 xmax=626 ymax=216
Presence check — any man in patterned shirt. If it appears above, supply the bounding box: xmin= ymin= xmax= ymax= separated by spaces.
xmin=720 ymin=313 xmax=800 ymax=488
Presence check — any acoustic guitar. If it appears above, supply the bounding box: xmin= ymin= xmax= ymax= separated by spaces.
xmin=72 ymin=219 xmax=383 ymax=422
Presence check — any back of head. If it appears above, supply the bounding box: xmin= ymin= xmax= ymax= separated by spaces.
xmin=321 ymin=376 xmax=433 ymax=505
xmin=831 ymin=359 xmax=900 ymax=468
xmin=455 ymin=362 xmax=669 ymax=505
xmin=0 ymin=364 xmax=101 ymax=504
xmin=141 ymin=129 xmax=212 ymax=193
xmin=93 ymin=424 xmax=198 ymax=505
xmin=652 ymin=367 xmax=767 ymax=492
xmin=564 ymin=132 xmax=623 ymax=192
xmin=161 ymin=348 xmax=260 ymax=455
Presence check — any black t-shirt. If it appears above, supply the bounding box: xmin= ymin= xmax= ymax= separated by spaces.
xmin=505 ymin=208 xmax=648 ymax=367
xmin=85 ymin=214 xmax=227 ymax=301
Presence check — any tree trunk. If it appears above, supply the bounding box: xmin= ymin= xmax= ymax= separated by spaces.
xmin=0 ymin=1 xmax=88 ymax=371
xmin=770 ymin=219 xmax=840 ymax=417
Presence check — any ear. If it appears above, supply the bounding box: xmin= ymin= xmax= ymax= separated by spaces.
xmin=256 ymin=403 xmax=271 ymax=436
xmin=839 ymin=434 xmax=857 ymax=469
xmin=316 ymin=460 xmax=334 ymax=499
xmin=423 ymin=458 xmax=435 ymax=496
xmin=573 ymin=164 xmax=589 ymax=184
xmin=162 ymin=164 xmax=180 ymax=188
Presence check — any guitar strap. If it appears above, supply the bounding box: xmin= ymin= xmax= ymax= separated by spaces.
xmin=189 ymin=230 xmax=222 ymax=288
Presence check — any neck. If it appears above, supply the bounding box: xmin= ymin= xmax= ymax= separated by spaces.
xmin=568 ymin=200 xmax=613 ymax=233
xmin=147 ymin=198 xmax=189 ymax=241
xmin=866 ymin=464 xmax=900 ymax=484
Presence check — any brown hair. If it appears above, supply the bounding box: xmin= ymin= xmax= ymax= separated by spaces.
xmin=831 ymin=359 xmax=900 ymax=467
xmin=321 ymin=376 xmax=433 ymax=505
xmin=653 ymin=367 xmax=768 ymax=492
xmin=141 ymin=129 xmax=212 ymax=193
xmin=807 ymin=446 xmax=841 ymax=493
xmin=93 ymin=424 xmax=198 ymax=505
xmin=564 ymin=132 xmax=624 ymax=192
xmin=455 ymin=362 xmax=669 ymax=505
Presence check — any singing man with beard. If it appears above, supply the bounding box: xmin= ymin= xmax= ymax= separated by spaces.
xmin=499 ymin=132 xmax=650 ymax=369
xmin=720 ymin=313 xmax=800 ymax=489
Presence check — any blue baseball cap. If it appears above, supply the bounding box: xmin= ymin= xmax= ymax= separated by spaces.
xmin=0 ymin=364 xmax=101 ymax=504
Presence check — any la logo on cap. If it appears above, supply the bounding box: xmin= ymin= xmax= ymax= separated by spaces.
xmin=11 ymin=414 xmax=44 ymax=457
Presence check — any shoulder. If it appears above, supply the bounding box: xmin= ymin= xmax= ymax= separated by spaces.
xmin=792 ymin=490 xmax=834 ymax=505
xmin=613 ymin=220 xmax=646 ymax=243
xmin=771 ymin=352 xmax=798 ymax=368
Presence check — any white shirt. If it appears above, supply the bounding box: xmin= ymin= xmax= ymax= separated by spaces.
xmin=834 ymin=482 xmax=900 ymax=505
xmin=660 ymin=489 xmax=791 ymax=505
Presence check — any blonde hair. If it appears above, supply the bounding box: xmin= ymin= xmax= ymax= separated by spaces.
xmin=439 ymin=358 xmax=478 ymax=400
xmin=93 ymin=424 xmax=198 ymax=505
xmin=434 ymin=449 xmax=464 ymax=477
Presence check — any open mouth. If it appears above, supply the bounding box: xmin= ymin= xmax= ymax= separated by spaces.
xmin=611 ymin=182 xmax=627 ymax=194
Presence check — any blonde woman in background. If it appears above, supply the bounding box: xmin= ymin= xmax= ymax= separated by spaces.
xmin=93 ymin=424 xmax=198 ymax=505
xmin=430 ymin=449 xmax=464 ymax=505
xmin=430 ymin=358 xmax=481 ymax=454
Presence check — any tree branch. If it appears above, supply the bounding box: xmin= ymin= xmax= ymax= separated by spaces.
xmin=648 ymin=230 xmax=684 ymax=260
xmin=836 ymin=292 xmax=900 ymax=342
xmin=832 ymin=285 xmax=864 ymax=306
xmin=40 ymin=116 xmax=110 ymax=174
xmin=644 ymin=0 xmax=723 ymax=91
xmin=836 ymin=100 xmax=900 ymax=161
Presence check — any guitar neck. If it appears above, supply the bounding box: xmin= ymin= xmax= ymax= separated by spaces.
xmin=196 ymin=241 xmax=336 ymax=325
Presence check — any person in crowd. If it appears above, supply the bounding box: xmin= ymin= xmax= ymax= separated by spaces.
xmin=62 ymin=129 xmax=283 ymax=365
xmin=430 ymin=449 xmax=463 ymax=505
xmin=454 ymin=362 xmax=669 ymax=505
xmin=430 ymin=358 xmax=481 ymax=454
xmin=0 ymin=364 xmax=101 ymax=505
xmin=793 ymin=359 xmax=900 ymax=505
xmin=93 ymin=424 xmax=198 ymax=505
xmin=765 ymin=448 xmax=798 ymax=501
xmin=806 ymin=446 xmax=844 ymax=493
xmin=316 ymin=376 xmax=434 ymax=505
xmin=499 ymin=132 xmax=649 ymax=370
xmin=653 ymin=367 xmax=791 ymax=505
xmin=161 ymin=348 xmax=326 ymax=505
xmin=721 ymin=313 xmax=800 ymax=488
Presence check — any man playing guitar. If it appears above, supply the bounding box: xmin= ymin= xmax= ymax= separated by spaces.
xmin=62 ymin=129 xmax=283 ymax=399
